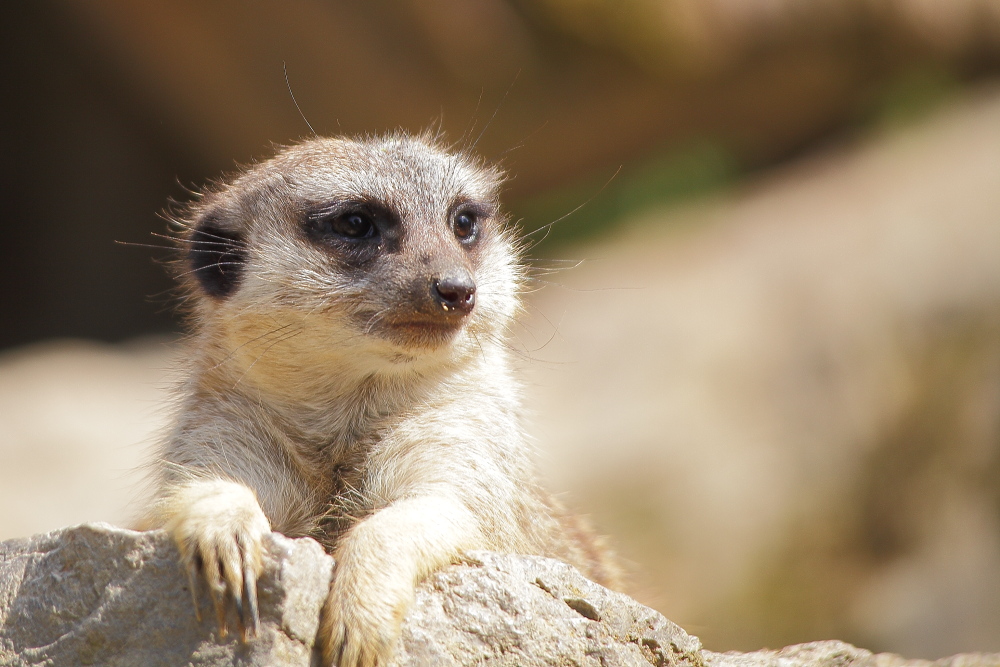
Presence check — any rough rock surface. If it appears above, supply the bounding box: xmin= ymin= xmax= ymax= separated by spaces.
xmin=1 ymin=524 xmax=998 ymax=667
xmin=706 ymin=642 xmax=1000 ymax=667
xmin=0 ymin=523 xmax=331 ymax=666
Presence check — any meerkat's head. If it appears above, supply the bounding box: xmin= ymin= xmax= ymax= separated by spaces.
xmin=176 ymin=133 xmax=522 ymax=380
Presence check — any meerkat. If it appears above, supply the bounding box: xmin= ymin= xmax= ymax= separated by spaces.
xmin=138 ymin=132 xmax=619 ymax=667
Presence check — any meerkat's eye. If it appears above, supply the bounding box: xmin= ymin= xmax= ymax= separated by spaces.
xmin=313 ymin=211 xmax=377 ymax=240
xmin=453 ymin=211 xmax=478 ymax=242
xmin=335 ymin=212 xmax=376 ymax=239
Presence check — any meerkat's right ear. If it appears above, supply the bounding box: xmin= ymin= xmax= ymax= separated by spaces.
xmin=186 ymin=211 xmax=247 ymax=299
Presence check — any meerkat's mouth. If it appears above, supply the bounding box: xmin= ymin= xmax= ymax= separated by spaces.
xmin=378 ymin=318 xmax=465 ymax=350
xmin=387 ymin=319 xmax=463 ymax=335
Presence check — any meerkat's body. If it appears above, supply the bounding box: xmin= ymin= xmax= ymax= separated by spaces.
xmin=140 ymin=133 xmax=617 ymax=666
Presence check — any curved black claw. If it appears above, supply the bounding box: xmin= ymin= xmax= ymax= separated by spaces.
xmin=234 ymin=586 xmax=246 ymax=639
xmin=243 ymin=561 xmax=260 ymax=638
xmin=211 ymin=586 xmax=229 ymax=638
xmin=186 ymin=558 xmax=203 ymax=622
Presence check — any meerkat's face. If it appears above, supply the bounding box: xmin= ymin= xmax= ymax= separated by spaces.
xmin=180 ymin=134 xmax=521 ymax=375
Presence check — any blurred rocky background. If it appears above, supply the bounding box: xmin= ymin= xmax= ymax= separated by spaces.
xmin=1 ymin=0 xmax=999 ymax=661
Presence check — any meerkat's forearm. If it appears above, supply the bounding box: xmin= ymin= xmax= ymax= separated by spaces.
xmin=336 ymin=494 xmax=482 ymax=588
xmin=322 ymin=494 xmax=481 ymax=666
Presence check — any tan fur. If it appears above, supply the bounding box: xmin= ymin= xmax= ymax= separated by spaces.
xmin=139 ymin=133 xmax=619 ymax=666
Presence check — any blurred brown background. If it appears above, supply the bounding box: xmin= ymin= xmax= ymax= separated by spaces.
xmin=1 ymin=0 xmax=1000 ymax=660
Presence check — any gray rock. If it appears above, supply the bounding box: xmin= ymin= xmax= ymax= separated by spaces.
xmin=1 ymin=524 xmax=999 ymax=667
xmin=0 ymin=523 xmax=332 ymax=666
xmin=394 ymin=550 xmax=703 ymax=666
xmin=705 ymin=641 xmax=1000 ymax=667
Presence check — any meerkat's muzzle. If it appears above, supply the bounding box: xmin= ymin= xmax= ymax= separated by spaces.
xmin=373 ymin=268 xmax=477 ymax=349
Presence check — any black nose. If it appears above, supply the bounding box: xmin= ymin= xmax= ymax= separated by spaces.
xmin=432 ymin=275 xmax=476 ymax=314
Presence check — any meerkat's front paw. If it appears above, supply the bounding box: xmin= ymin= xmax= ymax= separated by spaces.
xmin=164 ymin=479 xmax=271 ymax=639
xmin=320 ymin=566 xmax=413 ymax=667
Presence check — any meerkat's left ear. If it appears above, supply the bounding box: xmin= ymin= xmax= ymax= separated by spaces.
xmin=185 ymin=210 xmax=247 ymax=299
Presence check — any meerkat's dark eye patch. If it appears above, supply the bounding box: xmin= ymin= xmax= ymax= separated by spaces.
xmin=187 ymin=215 xmax=246 ymax=299
xmin=305 ymin=201 xmax=400 ymax=258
